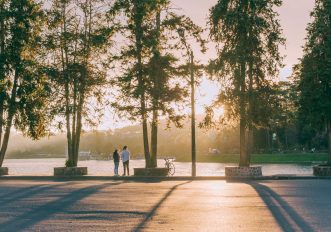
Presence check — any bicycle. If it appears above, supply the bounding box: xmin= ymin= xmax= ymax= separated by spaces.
xmin=164 ymin=158 xmax=175 ymax=176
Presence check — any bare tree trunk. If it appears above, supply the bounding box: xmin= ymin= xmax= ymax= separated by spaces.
xmin=239 ymin=120 xmax=247 ymax=166
xmin=248 ymin=128 xmax=254 ymax=157
xmin=71 ymin=0 xmax=91 ymax=167
xmin=141 ymin=96 xmax=151 ymax=167
xmin=190 ymin=52 xmax=196 ymax=176
xmin=246 ymin=61 xmax=254 ymax=165
xmin=60 ymin=1 xmax=74 ymax=166
xmin=0 ymin=2 xmax=5 ymax=148
xmin=0 ymin=116 xmax=13 ymax=167
xmin=64 ymin=82 xmax=73 ymax=165
xmin=328 ymin=121 xmax=331 ymax=165
xmin=0 ymin=100 xmax=3 ymax=147
xmin=239 ymin=62 xmax=248 ymax=167
xmin=133 ymin=0 xmax=150 ymax=167
xmin=0 ymin=71 xmax=18 ymax=167
xmin=151 ymin=109 xmax=158 ymax=168
xmin=73 ymin=93 xmax=84 ymax=167
xmin=71 ymin=82 xmax=77 ymax=165
xmin=150 ymin=10 xmax=161 ymax=168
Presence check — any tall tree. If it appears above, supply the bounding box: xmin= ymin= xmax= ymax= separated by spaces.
xmin=109 ymin=0 xmax=204 ymax=168
xmin=108 ymin=0 xmax=155 ymax=167
xmin=0 ymin=0 xmax=50 ymax=167
xmin=209 ymin=0 xmax=284 ymax=166
xmin=147 ymin=2 xmax=205 ymax=168
xmin=298 ymin=0 xmax=331 ymax=164
xmin=46 ymin=0 xmax=113 ymax=167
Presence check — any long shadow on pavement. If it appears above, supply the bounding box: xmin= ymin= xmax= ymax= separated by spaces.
xmin=64 ymin=210 xmax=147 ymax=221
xmin=0 ymin=184 xmax=46 ymax=199
xmin=0 ymin=182 xmax=123 ymax=232
xmin=134 ymin=181 xmax=191 ymax=232
xmin=249 ymin=182 xmax=314 ymax=232
xmin=0 ymin=182 xmax=75 ymax=208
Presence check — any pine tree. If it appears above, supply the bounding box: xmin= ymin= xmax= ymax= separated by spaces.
xmin=209 ymin=0 xmax=284 ymax=166
xmin=0 ymin=0 xmax=50 ymax=167
xmin=147 ymin=2 xmax=205 ymax=168
xmin=298 ymin=0 xmax=331 ymax=164
xmin=109 ymin=0 xmax=204 ymax=168
xmin=108 ymin=0 xmax=156 ymax=167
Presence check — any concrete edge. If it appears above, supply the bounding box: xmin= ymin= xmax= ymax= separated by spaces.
xmin=1 ymin=175 xmax=331 ymax=181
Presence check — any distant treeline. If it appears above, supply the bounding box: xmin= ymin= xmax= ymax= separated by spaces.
xmin=7 ymin=116 xmax=326 ymax=159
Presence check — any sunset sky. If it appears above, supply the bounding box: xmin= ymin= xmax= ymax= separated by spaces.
xmin=103 ymin=0 xmax=316 ymax=130
xmin=171 ymin=0 xmax=315 ymax=75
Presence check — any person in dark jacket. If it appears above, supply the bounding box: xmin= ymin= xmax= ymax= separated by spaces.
xmin=113 ymin=149 xmax=120 ymax=176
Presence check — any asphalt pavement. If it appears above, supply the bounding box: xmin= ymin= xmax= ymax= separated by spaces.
xmin=0 ymin=179 xmax=330 ymax=231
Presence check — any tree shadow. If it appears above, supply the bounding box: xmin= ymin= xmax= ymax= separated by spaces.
xmin=0 ymin=182 xmax=74 ymax=208
xmin=249 ymin=182 xmax=314 ymax=232
xmin=64 ymin=210 xmax=147 ymax=220
xmin=134 ymin=181 xmax=191 ymax=232
xmin=0 ymin=182 xmax=123 ymax=231
xmin=0 ymin=184 xmax=45 ymax=199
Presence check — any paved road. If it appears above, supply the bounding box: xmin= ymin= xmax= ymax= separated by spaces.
xmin=0 ymin=179 xmax=330 ymax=231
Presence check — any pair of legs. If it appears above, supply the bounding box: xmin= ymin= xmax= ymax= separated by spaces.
xmin=123 ymin=160 xmax=129 ymax=176
xmin=114 ymin=162 xmax=119 ymax=175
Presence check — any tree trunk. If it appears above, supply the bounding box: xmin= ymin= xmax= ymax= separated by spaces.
xmin=0 ymin=116 xmax=13 ymax=167
xmin=141 ymin=96 xmax=151 ymax=167
xmin=247 ymin=128 xmax=253 ymax=160
xmin=150 ymin=10 xmax=161 ymax=168
xmin=239 ymin=62 xmax=248 ymax=167
xmin=71 ymin=81 xmax=77 ymax=164
xmin=133 ymin=1 xmax=150 ymax=168
xmin=0 ymin=3 xmax=5 ymax=148
xmin=239 ymin=119 xmax=248 ymax=167
xmin=0 ymin=100 xmax=3 ymax=146
xmin=150 ymin=109 xmax=158 ymax=168
xmin=64 ymin=81 xmax=73 ymax=165
xmin=73 ymin=91 xmax=84 ymax=167
xmin=0 ymin=71 xmax=18 ymax=167
xmin=61 ymin=1 xmax=74 ymax=166
xmin=246 ymin=61 xmax=254 ymax=166
xmin=328 ymin=121 xmax=331 ymax=165
xmin=190 ymin=52 xmax=196 ymax=176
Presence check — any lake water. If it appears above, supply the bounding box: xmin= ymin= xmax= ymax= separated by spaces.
xmin=2 ymin=158 xmax=314 ymax=176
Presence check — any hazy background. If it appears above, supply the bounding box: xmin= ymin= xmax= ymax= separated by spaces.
xmin=8 ymin=1 xmax=316 ymax=158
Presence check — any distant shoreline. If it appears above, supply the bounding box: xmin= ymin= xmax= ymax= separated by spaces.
xmin=5 ymin=153 xmax=328 ymax=164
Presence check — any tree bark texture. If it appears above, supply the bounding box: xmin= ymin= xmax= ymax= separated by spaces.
xmin=0 ymin=71 xmax=18 ymax=167
xmin=328 ymin=121 xmax=331 ymax=164
xmin=134 ymin=0 xmax=151 ymax=167
xmin=239 ymin=62 xmax=248 ymax=167
xmin=150 ymin=10 xmax=161 ymax=168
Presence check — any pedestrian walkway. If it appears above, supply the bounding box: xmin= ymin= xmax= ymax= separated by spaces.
xmin=0 ymin=179 xmax=330 ymax=231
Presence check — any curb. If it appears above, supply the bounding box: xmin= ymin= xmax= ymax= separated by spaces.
xmin=1 ymin=175 xmax=331 ymax=181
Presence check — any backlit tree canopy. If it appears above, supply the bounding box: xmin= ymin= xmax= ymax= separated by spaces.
xmin=209 ymin=0 xmax=284 ymax=166
xmin=298 ymin=0 xmax=331 ymax=164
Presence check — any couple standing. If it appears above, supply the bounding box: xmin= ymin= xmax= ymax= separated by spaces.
xmin=113 ymin=146 xmax=130 ymax=176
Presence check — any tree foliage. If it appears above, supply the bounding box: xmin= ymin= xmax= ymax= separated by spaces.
xmin=298 ymin=0 xmax=331 ymax=163
xmin=0 ymin=0 xmax=51 ymax=167
xmin=108 ymin=0 xmax=205 ymax=167
xmin=45 ymin=0 xmax=113 ymax=167
xmin=208 ymin=0 xmax=284 ymax=166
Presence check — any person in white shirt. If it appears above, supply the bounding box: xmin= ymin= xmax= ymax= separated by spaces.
xmin=121 ymin=145 xmax=130 ymax=176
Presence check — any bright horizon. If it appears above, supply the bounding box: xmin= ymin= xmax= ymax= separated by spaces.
xmin=99 ymin=0 xmax=315 ymax=130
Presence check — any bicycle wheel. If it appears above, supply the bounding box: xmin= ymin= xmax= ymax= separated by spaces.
xmin=167 ymin=162 xmax=175 ymax=176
